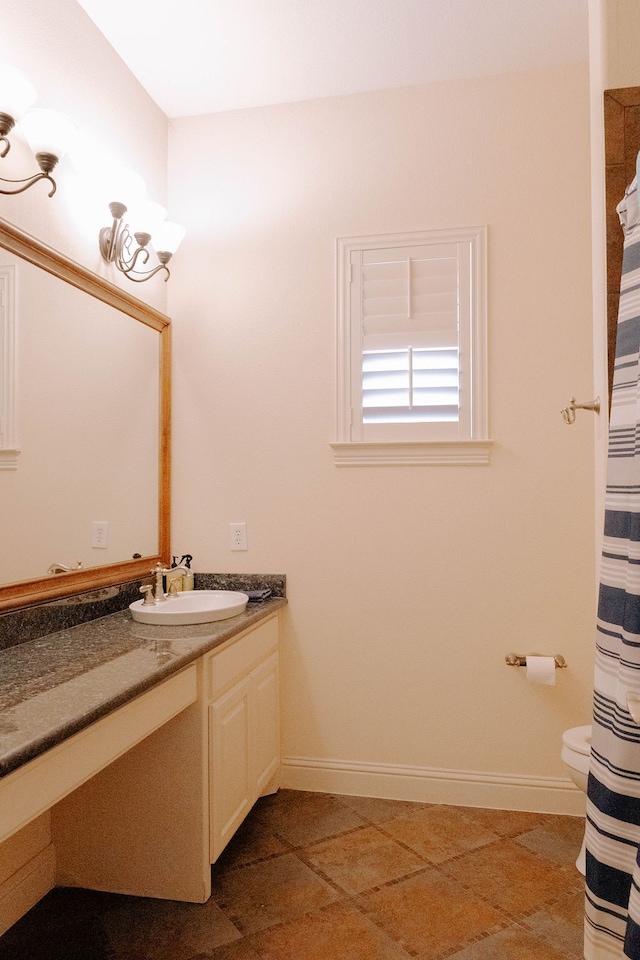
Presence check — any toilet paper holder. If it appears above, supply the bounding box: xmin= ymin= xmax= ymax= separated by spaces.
xmin=505 ymin=653 xmax=567 ymax=669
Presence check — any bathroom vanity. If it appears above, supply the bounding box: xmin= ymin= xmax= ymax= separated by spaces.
xmin=0 ymin=597 xmax=285 ymax=934
xmin=0 ymin=218 xmax=287 ymax=935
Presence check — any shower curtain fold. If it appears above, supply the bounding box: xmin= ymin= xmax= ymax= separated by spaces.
xmin=586 ymin=174 xmax=640 ymax=960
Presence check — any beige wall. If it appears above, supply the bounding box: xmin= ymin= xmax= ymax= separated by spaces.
xmin=588 ymin=0 xmax=611 ymax=550
xmin=168 ymin=63 xmax=595 ymax=810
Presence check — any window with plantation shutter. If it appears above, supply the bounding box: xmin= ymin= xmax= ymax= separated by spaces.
xmin=333 ymin=228 xmax=491 ymax=466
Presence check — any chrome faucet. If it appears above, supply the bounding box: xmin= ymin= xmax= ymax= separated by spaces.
xmin=47 ymin=561 xmax=83 ymax=575
xmin=149 ymin=562 xmax=189 ymax=602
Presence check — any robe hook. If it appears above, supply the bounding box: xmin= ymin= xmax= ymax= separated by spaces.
xmin=561 ymin=397 xmax=600 ymax=425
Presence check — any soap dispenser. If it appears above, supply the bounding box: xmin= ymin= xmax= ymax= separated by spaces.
xmin=166 ymin=556 xmax=184 ymax=592
xmin=181 ymin=554 xmax=194 ymax=590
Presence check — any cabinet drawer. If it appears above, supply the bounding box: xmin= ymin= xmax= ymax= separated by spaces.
xmin=208 ymin=617 xmax=278 ymax=699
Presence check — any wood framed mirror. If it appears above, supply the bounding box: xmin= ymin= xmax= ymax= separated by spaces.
xmin=0 ymin=216 xmax=170 ymax=612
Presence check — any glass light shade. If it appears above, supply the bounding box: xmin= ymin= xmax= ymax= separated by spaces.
xmin=0 ymin=66 xmax=37 ymax=120
xmin=127 ymin=200 xmax=168 ymax=236
xmin=20 ymin=109 xmax=78 ymax=160
xmin=153 ymin=221 xmax=186 ymax=255
xmin=106 ymin=166 xmax=146 ymax=209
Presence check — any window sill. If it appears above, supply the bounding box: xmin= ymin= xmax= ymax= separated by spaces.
xmin=330 ymin=440 xmax=493 ymax=466
xmin=0 ymin=448 xmax=20 ymax=470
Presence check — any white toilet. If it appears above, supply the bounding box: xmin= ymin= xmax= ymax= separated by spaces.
xmin=561 ymin=724 xmax=592 ymax=874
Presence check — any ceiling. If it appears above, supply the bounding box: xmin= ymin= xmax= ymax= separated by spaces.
xmin=75 ymin=0 xmax=589 ymax=119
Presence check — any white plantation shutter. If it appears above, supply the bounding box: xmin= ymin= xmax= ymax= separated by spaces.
xmin=362 ymin=347 xmax=459 ymax=424
xmin=359 ymin=244 xmax=462 ymax=431
xmin=334 ymin=228 xmax=489 ymax=464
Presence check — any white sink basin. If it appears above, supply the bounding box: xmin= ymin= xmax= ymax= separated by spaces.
xmin=129 ymin=590 xmax=249 ymax=625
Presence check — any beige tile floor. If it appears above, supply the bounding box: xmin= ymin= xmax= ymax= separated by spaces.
xmin=0 ymin=789 xmax=585 ymax=960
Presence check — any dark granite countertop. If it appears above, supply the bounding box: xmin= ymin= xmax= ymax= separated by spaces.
xmin=0 ymin=598 xmax=286 ymax=780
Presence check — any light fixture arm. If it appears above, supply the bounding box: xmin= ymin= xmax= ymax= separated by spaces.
xmin=128 ymin=244 xmax=151 ymax=271
xmin=0 ymin=151 xmax=58 ymax=197
xmin=120 ymin=259 xmax=171 ymax=283
xmin=98 ymin=201 xmax=128 ymax=262
xmin=0 ymin=71 xmax=74 ymax=197
xmin=0 ymin=170 xmax=56 ymax=196
xmin=99 ymin=206 xmax=172 ymax=283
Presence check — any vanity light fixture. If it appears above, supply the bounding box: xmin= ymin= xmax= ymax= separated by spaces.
xmin=99 ymin=197 xmax=186 ymax=283
xmin=0 ymin=66 xmax=36 ymax=156
xmin=0 ymin=67 xmax=77 ymax=197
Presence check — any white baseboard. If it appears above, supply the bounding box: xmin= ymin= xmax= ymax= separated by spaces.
xmin=0 ymin=843 xmax=56 ymax=936
xmin=280 ymin=756 xmax=586 ymax=816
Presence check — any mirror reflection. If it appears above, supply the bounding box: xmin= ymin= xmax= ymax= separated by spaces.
xmin=0 ymin=234 xmax=163 ymax=591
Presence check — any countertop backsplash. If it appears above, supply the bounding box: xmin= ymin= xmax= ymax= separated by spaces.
xmin=194 ymin=573 xmax=285 ymax=596
xmin=0 ymin=573 xmax=286 ymax=652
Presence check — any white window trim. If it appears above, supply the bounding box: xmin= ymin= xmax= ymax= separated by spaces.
xmin=0 ymin=264 xmax=19 ymax=470
xmin=332 ymin=227 xmax=492 ymax=466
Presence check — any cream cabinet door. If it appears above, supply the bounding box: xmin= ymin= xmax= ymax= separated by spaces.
xmin=207 ymin=616 xmax=280 ymax=862
xmin=210 ymin=676 xmax=252 ymax=860
xmin=252 ymin=651 xmax=280 ymax=798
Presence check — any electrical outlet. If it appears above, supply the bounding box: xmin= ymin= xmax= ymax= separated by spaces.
xmin=91 ymin=520 xmax=109 ymax=549
xmin=229 ymin=522 xmax=248 ymax=551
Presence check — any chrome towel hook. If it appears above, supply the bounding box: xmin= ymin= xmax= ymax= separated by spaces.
xmin=561 ymin=397 xmax=600 ymax=425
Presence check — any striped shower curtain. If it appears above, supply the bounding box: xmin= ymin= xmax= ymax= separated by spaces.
xmin=585 ymin=174 xmax=640 ymax=959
